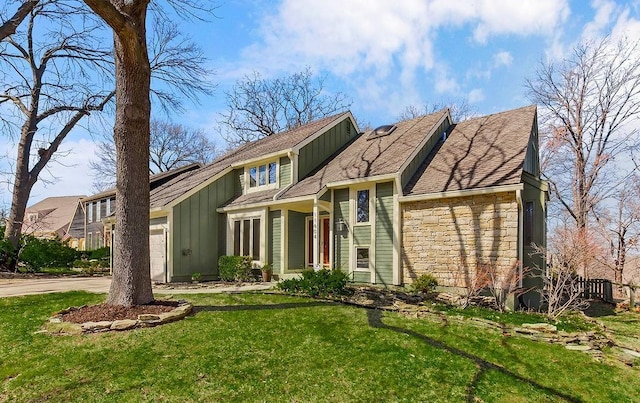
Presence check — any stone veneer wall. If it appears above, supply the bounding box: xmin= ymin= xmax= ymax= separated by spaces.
xmin=401 ymin=192 xmax=519 ymax=288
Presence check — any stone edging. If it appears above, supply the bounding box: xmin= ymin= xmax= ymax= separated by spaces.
xmin=42 ymin=301 xmax=192 ymax=335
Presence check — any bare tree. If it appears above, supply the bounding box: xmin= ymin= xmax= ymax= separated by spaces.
xmin=83 ymin=0 xmax=213 ymax=306
xmin=1 ymin=0 xmax=114 ymax=260
xmin=219 ymin=67 xmax=352 ymax=146
xmin=397 ymin=99 xmax=475 ymax=122
xmin=526 ymin=37 xmax=640 ymax=233
xmin=593 ymin=181 xmax=640 ymax=285
xmin=90 ymin=119 xmax=218 ymax=191
xmin=1 ymin=1 xmax=212 ymax=275
xmin=0 ymin=0 xmax=39 ymax=40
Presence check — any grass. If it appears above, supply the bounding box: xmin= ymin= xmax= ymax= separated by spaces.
xmin=0 ymin=292 xmax=638 ymax=402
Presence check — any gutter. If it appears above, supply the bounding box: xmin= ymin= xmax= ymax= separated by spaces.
xmin=399 ymin=183 xmax=524 ymax=203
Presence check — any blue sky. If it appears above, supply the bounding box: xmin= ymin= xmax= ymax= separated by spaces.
xmin=6 ymin=0 xmax=640 ymax=205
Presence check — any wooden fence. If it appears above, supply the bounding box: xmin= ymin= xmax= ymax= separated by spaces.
xmin=577 ymin=277 xmax=614 ymax=303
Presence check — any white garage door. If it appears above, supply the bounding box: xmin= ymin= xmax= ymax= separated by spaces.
xmin=149 ymin=229 xmax=166 ymax=283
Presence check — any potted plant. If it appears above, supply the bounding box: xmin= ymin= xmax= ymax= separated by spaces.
xmin=260 ymin=264 xmax=273 ymax=282
xmin=191 ymin=272 xmax=202 ymax=283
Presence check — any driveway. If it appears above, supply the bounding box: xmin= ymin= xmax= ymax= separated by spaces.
xmin=0 ymin=276 xmax=273 ymax=297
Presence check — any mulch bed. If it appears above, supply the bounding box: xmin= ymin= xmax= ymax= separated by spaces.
xmin=63 ymin=300 xmax=180 ymax=323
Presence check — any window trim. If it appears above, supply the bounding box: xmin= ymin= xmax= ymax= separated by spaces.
xmin=245 ymin=159 xmax=279 ymax=194
xmin=87 ymin=202 xmax=93 ymax=223
xmin=351 ymin=185 xmax=374 ymax=227
xmin=354 ymin=246 xmax=370 ymax=272
xmin=227 ymin=210 xmax=267 ymax=263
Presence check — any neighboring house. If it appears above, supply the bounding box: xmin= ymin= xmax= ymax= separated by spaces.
xmin=22 ymin=196 xmax=86 ymax=245
xmin=129 ymin=105 xmax=547 ymax=307
xmin=67 ymin=163 xmax=201 ymax=251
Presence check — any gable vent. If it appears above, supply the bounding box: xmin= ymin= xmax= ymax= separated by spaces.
xmin=368 ymin=124 xmax=396 ymax=140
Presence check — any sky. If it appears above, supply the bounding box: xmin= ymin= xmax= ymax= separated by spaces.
xmin=3 ymin=0 xmax=640 ymax=206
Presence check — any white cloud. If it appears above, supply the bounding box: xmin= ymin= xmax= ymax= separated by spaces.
xmin=468 ymin=89 xmax=485 ymax=104
xmin=493 ymin=51 xmax=513 ymax=67
xmin=232 ymin=0 xmax=570 ymax=118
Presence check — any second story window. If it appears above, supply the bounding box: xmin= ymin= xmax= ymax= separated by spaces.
xmin=96 ymin=200 xmax=101 ymax=221
xmin=87 ymin=202 xmax=93 ymax=223
xmin=357 ymin=190 xmax=370 ymax=223
xmin=248 ymin=161 xmax=278 ymax=190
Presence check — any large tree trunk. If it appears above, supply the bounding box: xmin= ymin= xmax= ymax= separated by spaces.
xmin=88 ymin=0 xmax=153 ymax=306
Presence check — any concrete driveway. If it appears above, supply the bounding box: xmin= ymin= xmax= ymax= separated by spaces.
xmin=0 ymin=276 xmax=273 ymax=297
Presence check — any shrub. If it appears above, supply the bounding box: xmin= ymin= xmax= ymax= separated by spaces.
xmin=412 ymin=273 xmax=438 ymax=294
xmin=218 ymin=255 xmax=253 ymax=282
xmin=19 ymin=236 xmax=80 ymax=271
xmin=278 ymin=269 xmax=349 ymax=297
xmin=88 ymin=247 xmax=110 ymax=260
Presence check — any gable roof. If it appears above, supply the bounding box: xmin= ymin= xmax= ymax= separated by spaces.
xmin=150 ymin=111 xmax=353 ymax=208
xmin=404 ymin=105 xmax=536 ymax=196
xmin=83 ymin=163 xmax=202 ymax=203
xmin=277 ymin=110 xmax=449 ymax=200
xmin=23 ymin=195 xmax=85 ymax=236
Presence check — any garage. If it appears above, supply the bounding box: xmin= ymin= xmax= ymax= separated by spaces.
xmin=149 ymin=229 xmax=167 ymax=283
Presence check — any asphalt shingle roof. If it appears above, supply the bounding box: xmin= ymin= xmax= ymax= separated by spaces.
xmin=150 ymin=112 xmax=351 ymax=208
xmin=277 ymin=110 xmax=448 ymax=200
xmin=404 ymin=105 xmax=536 ymax=195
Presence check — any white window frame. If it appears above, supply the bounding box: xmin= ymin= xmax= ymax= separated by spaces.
xmin=227 ymin=210 xmax=267 ymax=263
xmin=96 ymin=200 xmax=101 ymax=221
xmin=87 ymin=202 xmax=93 ymax=223
xmin=106 ymin=198 xmax=111 ymax=216
xmin=351 ymin=185 xmax=374 ymax=227
xmin=245 ymin=160 xmax=279 ymax=194
xmin=354 ymin=246 xmax=371 ymax=272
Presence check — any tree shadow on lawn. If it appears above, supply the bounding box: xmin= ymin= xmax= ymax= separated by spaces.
xmin=193 ymin=301 xmax=337 ymax=313
xmin=191 ymin=301 xmax=580 ymax=402
xmin=365 ymin=309 xmax=581 ymax=403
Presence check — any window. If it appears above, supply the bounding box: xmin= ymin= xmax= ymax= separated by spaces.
xmin=87 ymin=232 xmax=93 ymax=250
xmin=27 ymin=213 xmax=37 ymax=223
xmin=249 ymin=167 xmax=257 ymax=188
xmin=232 ymin=218 xmax=261 ymax=259
xmin=524 ymin=201 xmax=534 ymax=246
xmin=87 ymin=202 xmax=93 ymax=223
xmin=96 ymin=200 xmax=101 ymax=221
xmin=356 ymin=190 xmax=369 ymax=223
xmin=106 ymin=198 xmax=111 ymax=216
xmin=268 ymin=162 xmax=277 ymax=184
xmin=356 ymin=248 xmax=369 ymax=271
xmin=248 ymin=161 xmax=277 ymax=190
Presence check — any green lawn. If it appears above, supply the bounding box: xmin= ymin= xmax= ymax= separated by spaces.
xmin=1 ymin=292 xmax=638 ymax=402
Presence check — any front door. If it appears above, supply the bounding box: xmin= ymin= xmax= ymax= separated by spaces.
xmin=306 ymin=216 xmax=330 ymax=268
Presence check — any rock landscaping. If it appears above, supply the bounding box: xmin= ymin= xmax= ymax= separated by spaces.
xmin=43 ymin=300 xmax=192 ymax=335
xmin=337 ymin=286 xmax=639 ymax=366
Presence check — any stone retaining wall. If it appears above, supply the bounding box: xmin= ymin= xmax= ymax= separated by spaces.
xmin=402 ymin=192 xmax=519 ymax=288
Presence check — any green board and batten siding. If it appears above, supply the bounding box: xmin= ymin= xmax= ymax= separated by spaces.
xmin=269 ymin=210 xmax=282 ymax=274
xmin=171 ymin=171 xmax=237 ymax=281
xmin=279 ymin=157 xmax=292 ymax=186
xmin=400 ymin=118 xmax=451 ymax=189
xmin=298 ymin=120 xmax=357 ymax=180
xmin=375 ymin=182 xmax=394 ymax=284
xmin=287 ymin=211 xmax=307 ymax=269
xmin=333 ymin=189 xmax=350 ymax=271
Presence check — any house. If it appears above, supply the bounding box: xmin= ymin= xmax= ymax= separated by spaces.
xmin=131 ymin=105 xmax=547 ymax=307
xmin=22 ymin=196 xmax=86 ymax=245
xmin=67 ymin=163 xmax=201 ymax=251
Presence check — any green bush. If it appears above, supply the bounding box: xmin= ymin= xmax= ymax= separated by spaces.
xmin=411 ymin=273 xmax=438 ymax=294
xmin=278 ymin=269 xmax=349 ymax=297
xmin=88 ymin=247 xmax=110 ymax=260
xmin=19 ymin=236 xmax=80 ymax=271
xmin=218 ymin=255 xmax=253 ymax=282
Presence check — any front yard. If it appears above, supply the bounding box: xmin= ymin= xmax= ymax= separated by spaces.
xmin=1 ymin=291 xmax=638 ymax=402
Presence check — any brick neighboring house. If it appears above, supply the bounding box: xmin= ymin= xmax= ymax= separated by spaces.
xmin=121 ymin=105 xmax=547 ymax=307
xmin=22 ymin=196 xmax=86 ymax=245
xmin=67 ymin=163 xmax=201 ymax=251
